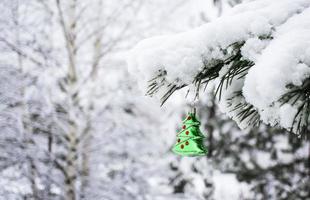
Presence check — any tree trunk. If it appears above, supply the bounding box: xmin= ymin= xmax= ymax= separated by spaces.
xmin=64 ymin=128 xmax=78 ymax=200
xmin=29 ymin=159 xmax=39 ymax=199
xmin=80 ymin=130 xmax=91 ymax=199
xmin=56 ymin=1 xmax=79 ymax=199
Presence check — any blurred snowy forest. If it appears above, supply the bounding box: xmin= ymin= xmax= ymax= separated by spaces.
xmin=0 ymin=0 xmax=308 ymax=200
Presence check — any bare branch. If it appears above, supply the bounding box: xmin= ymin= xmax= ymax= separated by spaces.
xmin=0 ymin=37 xmax=44 ymax=67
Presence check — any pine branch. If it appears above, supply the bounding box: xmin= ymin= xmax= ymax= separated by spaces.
xmin=279 ymin=79 xmax=310 ymax=138
xmin=227 ymin=91 xmax=260 ymax=127
xmin=146 ymin=69 xmax=167 ymax=96
xmin=146 ymin=42 xmax=252 ymax=104
xmin=146 ymin=69 xmax=187 ymax=106
xmin=145 ymin=39 xmax=281 ymax=130
xmin=214 ymin=42 xmax=254 ymax=100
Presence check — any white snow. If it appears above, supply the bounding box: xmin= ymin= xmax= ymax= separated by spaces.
xmin=241 ymin=37 xmax=268 ymax=62
xmin=128 ymin=0 xmax=310 ymax=133
xmin=213 ymin=172 xmax=250 ymax=200
xmin=244 ymin=7 xmax=310 ymax=129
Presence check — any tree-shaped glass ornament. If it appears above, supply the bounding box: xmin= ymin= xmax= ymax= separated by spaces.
xmin=172 ymin=112 xmax=208 ymax=156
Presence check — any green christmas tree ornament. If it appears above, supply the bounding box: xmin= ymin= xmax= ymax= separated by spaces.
xmin=172 ymin=112 xmax=208 ymax=156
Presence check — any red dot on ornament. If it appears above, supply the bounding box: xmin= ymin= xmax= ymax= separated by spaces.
xmin=181 ymin=144 xmax=184 ymax=149
xmin=182 ymin=125 xmax=186 ymax=129
xmin=178 ymin=139 xmax=181 ymax=143
xmin=186 ymin=131 xmax=189 ymax=135
xmin=187 ymin=116 xmax=191 ymax=120
xmin=185 ymin=141 xmax=189 ymax=145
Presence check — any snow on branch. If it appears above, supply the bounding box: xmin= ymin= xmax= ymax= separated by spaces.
xmin=127 ymin=0 xmax=310 ymax=137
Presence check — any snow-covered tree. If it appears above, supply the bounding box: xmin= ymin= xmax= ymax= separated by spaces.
xmin=1 ymin=0 xmax=219 ymax=199
xmin=128 ymin=0 xmax=310 ymax=138
xmin=0 ymin=0 xmax=159 ymax=199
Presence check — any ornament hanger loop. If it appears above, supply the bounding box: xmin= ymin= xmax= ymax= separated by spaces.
xmin=190 ymin=107 xmax=196 ymax=115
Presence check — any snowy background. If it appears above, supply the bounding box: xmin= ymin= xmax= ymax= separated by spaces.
xmin=0 ymin=0 xmax=309 ymax=200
